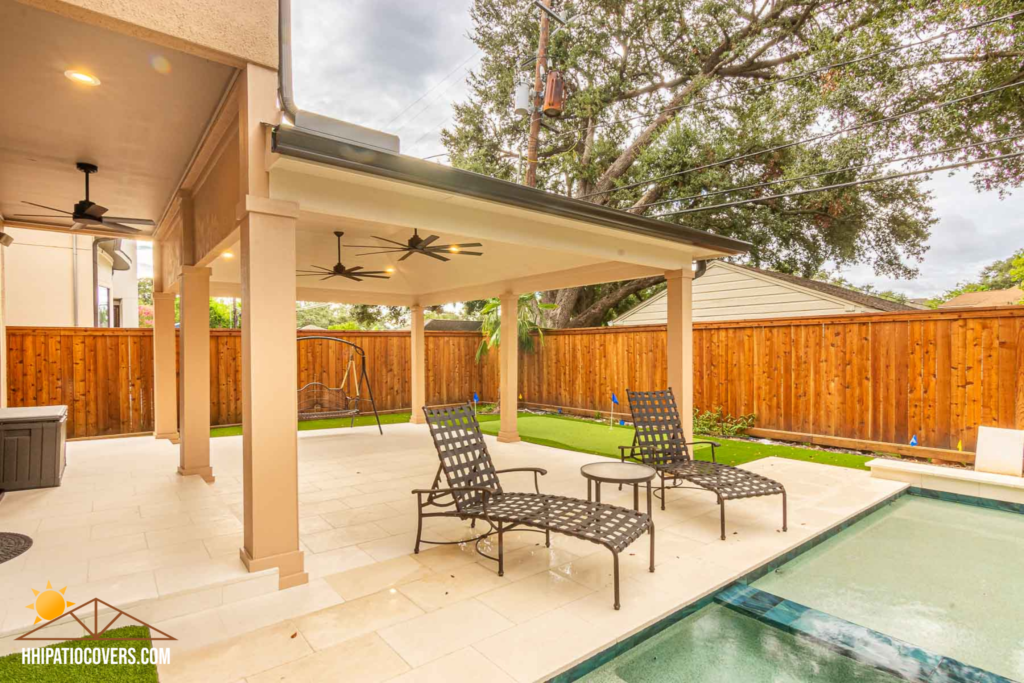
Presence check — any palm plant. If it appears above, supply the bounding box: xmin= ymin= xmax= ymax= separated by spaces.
xmin=475 ymin=293 xmax=556 ymax=362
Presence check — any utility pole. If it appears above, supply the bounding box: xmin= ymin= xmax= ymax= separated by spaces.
xmin=524 ymin=0 xmax=552 ymax=187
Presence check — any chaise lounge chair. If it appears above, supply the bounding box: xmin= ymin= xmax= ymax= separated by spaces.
xmin=416 ymin=403 xmax=654 ymax=609
xmin=620 ymin=389 xmax=786 ymax=540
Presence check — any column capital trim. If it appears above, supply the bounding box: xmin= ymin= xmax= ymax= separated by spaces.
xmin=154 ymin=292 xmax=176 ymax=301
xmin=237 ymin=195 xmax=300 ymax=222
xmin=180 ymin=265 xmax=213 ymax=277
xmin=664 ymin=268 xmax=695 ymax=281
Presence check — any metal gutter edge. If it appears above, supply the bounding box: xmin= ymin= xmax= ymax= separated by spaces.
xmin=271 ymin=126 xmax=750 ymax=255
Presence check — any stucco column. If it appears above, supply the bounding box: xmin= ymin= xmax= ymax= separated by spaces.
xmin=239 ymin=197 xmax=306 ymax=590
xmin=666 ymin=265 xmax=695 ymax=439
xmin=0 ymin=241 xmax=7 ymax=408
xmin=409 ymin=304 xmax=426 ymax=424
xmin=153 ymin=292 xmax=179 ymax=441
xmin=497 ymin=291 xmax=520 ymax=442
xmin=177 ymin=266 xmax=212 ymax=482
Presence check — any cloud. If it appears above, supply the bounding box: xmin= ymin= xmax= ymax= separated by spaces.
xmin=293 ymin=0 xmax=478 ymax=157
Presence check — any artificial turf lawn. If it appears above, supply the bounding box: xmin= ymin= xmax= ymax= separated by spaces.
xmin=218 ymin=408 xmax=870 ymax=471
xmin=476 ymin=413 xmax=872 ymax=471
xmin=0 ymin=626 xmax=159 ymax=682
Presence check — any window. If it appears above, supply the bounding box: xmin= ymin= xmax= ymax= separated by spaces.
xmin=113 ymin=298 xmax=123 ymax=328
xmin=97 ymin=287 xmax=110 ymax=327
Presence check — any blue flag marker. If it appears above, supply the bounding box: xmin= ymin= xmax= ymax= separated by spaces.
xmin=609 ymin=393 xmax=619 ymax=429
xmin=473 ymin=392 xmax=479 ymax=402
xmin=611 ymin=393 xmax=619 ymax=405
xmin=619 ymin=419 xmax=625 ymax=426
xmin=910 ymin=434 xmax=918 ymax=446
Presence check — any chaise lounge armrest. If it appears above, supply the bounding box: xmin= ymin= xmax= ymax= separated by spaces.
xmin=411 ymin=485 xmax=498 ymax=496
xmin=493 ymin=467 xmax=547 ymax=494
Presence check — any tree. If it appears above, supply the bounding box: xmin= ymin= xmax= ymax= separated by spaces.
xmin=445 ymin=0 xmax=1023 ymax=327
xmin=814 ymin=272 xmax=909 ymax=304
xmin=476 ymin=293 xmax=557 ymax=361
xmin=296 ymin=302 xmax=352 ymax=329
xmin=927 ymin=247 xmax=1024 ymax=307
xmin=172 ymin=298 xmax=236 ymax=328
xmin=138 ymin=277 xmax=154 ymax=306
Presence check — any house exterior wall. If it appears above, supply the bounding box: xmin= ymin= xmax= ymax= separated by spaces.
xmin=4 ymin=227 xmax=139 ymax=327
xmin=611 ymin=262 xmax=879 ymax=325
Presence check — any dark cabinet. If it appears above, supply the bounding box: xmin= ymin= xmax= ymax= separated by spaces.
xmin=0 ymin=406 xmax=68 ymax=491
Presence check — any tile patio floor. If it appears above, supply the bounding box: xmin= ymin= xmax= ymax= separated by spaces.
xmin=0 ymin=423 xmax=906 ymax=681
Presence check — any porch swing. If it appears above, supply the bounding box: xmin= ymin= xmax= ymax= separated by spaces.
xmin=296 ymin=336 xmax=383 ymax=434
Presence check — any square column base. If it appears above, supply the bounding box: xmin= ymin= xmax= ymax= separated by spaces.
xmin=240 ymin=547 xmax=308 ymax=590
xmin=497 ymin=430 xmax=521 ymax=443
xmin=155 ymin=431 xmax=179 ymax=441
xmin=177 ymin=465 xmax=214 ymax=483
xmin=409 ymin=413 xmax=426 ymax=425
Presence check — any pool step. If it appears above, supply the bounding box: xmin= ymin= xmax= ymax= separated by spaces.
xmin=715 ymin=585 xmax=1014 ymax=683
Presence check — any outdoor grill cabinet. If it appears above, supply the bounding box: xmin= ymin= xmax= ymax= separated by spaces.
xmin=0 ymin=406 xmax=68 ymax=492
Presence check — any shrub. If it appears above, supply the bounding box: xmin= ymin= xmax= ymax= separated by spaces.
xmin=693 ymin=407 xmax=755 ymax=437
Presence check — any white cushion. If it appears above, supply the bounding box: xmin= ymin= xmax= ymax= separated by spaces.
xmin=974 ymin=426 xmax=1024 ymax=477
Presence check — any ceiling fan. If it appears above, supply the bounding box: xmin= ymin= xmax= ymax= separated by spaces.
xmin=297 ymin=231 xmax=391 ymax=282
xmin=351 ymin=229 xmax=482 ymax=262
xmin=11 ymin=162 xmax=155 ymax=235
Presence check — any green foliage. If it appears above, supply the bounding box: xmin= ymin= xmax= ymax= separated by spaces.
xmin=446 ymin=0 xmax=1024 ymax=291
xmin=296 ymin=302 xmax=351 ymax=329
xmin=137 ymin=277 xmax=153 ymax=306
xmin=475 ymin=293 xmax=557 ymax=361
xmin=138 ymin=304 xmax=154 ymax=328
xmin=173 ymin=298 xmax=236 ymax=329
xmin=693 ymin=407 xmax=756 ymax=438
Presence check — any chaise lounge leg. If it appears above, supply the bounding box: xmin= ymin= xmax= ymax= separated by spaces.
xmin=719 ymin=495 xmax=726 ymax=541
xmin=661 ymin=475 xmax=666 ymax=511
xmin=612 ymin=551 xmax=620 ymax=610
xmin=782 ymin=489 xmax=788 ymax=532
xmin=497 ymin=522 xmax=504 ymax=577
xmin=545 ymin=529 xmax=551 ymax=548
xmin=649 ymin=521 xmax=655 ymax=573
xmin=414 ymin=508 xmax=423 ymax=554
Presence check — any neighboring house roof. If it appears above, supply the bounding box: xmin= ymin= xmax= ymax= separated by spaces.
xmin=424 ymin=319 xmax=483 ymax=332
xmin=299 ymin=324 xmax=326 ymax=330
xmin=940 ymin=287 xmax=1024 ymax=308
xmin=743 ymin=266 xmax=916 ymax=313
xmin=610 ymin=262 xmax=915 ymax=325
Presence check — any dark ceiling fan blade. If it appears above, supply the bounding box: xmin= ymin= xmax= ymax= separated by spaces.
xmin=102 ymin=222 xmax=142 ymax=234
xmin=450 ymin=251 xmax=483 ymax=256
xmin=398 ymin=251 xmax=415 ymax=262
xmin=354 ymin=273 xmax=390 ymax=279
xmin=346 ymin=266 xmax=364 ymax=272
xmin=103 ymin=217 xmax=156 ymax=226
xmin=23 ymin=201 xmax=72 ymax=214
xmin=349 ymin=249 xmax=407 ymax=256
xmin=423 ymin=250 xmax=450 ymax=262
xmin=372 ymin=236 xmax=410 ymax=247
xmin=10 ymin=214 xmax=71 ymax=219
xmin=320 ymin=274 xmax=336 ymax=281
xmin=84 ymin=203 xmax=108 ymax=218
xmin=432 ymin=243 xmax=483 ymax=249
xmin=420 ymin=234 xmax=439 ymax=248
xmin=341 ymin=273 xmax=364 ymax=282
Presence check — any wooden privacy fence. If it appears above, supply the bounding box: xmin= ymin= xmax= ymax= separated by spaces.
xmin=6 ymin=327 xmax=154 ymax=439
xmin=6 ymin=306 xmax=1024 ymax=462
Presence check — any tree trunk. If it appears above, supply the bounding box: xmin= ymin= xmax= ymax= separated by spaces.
xmin=565 ymin=276 xmax=666 ymax=328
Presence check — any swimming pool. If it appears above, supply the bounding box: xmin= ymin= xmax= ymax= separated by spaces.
xmin=575 ymin=493 xmax=1024 ymax=682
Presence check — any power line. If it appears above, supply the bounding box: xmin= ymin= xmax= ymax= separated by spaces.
xmin=553 ymin=9 xmax=1024 ymax=142
xmin=652 ymin=150 xmax=1024 ymax=218
xmin=578 ymin=79 xmax=1024 ymax=200
xmin=637 ymin=133 xmax=1024 ymax=209
xmin=386 ymin=50 xmax=482 ymax=128
xmin=393 ymin=60 xmax=481 ymax=134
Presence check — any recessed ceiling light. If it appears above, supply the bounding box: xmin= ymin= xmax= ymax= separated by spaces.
xmin=385 ymin=266 xmax=396 ymax=274
xmin=222 ymin=251 xmax=235 ymax=259
xmin=448 ymin=246 xmax=460 ymax=253
xmin=64 ymin=70 xmax=101 ymax=86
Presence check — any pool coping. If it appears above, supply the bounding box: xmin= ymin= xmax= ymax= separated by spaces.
xmin=549 ymin=486 xmax=1022 ymax=682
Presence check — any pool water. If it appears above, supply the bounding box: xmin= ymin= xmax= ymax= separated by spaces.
xmin=755 ymin=496 xmax=1024 ymax=680
xmin=582 ymin=604 xmax=902 ymax=682
xmin=581 ymin=495 xmax=1024 ymax=682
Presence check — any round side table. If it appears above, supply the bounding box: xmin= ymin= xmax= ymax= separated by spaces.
xmin=580 ymin=461 xmax=656 ymax=516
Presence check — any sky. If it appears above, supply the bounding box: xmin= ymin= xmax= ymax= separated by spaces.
xmin=140 ymin=0 xmax=1024 ymax=299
